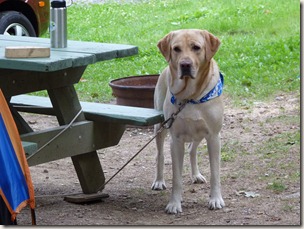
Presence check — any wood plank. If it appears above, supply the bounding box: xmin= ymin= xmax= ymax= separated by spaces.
xmin=10 ymin=104 xmax=34 ymax=134
xmin=0 ymin=35 xmax=138 ymax=60
xmin=11 ymin=95 xmax=164 ymax=126
xmin=0 ymin=67 xmax=86 ymax=97
xmin=5 ymin=46 xmax=50 ymax=58
xmin=64 ymin=192 xmax=109 ymax=204
xmin=81 ymin=101 xmax=163 ymax=126
xmin=0 ymin=35 xmax=49 ymax=44
xmin=0 ymin=35 xmax=138 ymax=72
xmin=47 ymin=85 xmax=106 ymax=194
xmin=21 ymin=120 xmax=125 ymax=166
xmin=22 ymin=141 xmax=38 ymax=157
xmin=0 ymin=42 xmax=94 ymax=71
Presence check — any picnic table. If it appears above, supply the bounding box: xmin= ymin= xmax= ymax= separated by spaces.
xmin=0 ymin=35 xmax=163 ymax=196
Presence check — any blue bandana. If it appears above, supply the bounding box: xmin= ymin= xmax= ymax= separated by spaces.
xmin=171 ymin=72 xmax=224 ymax=105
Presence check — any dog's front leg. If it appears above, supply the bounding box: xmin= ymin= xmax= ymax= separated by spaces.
xmin=152 ymin=123 xmax=167 ymax=190
xmin=165 ymin=138 xmax=184 ymax=214
xmin=206 ymin=134 xmax=225 ymax=210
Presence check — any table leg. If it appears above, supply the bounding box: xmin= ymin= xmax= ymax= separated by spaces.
xmin=48 ymin=86 xmax=105 ymax=194
xmin=9 ymin=104 xmax=33 ymax=134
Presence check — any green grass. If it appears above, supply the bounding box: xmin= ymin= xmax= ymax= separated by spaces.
xmin=257 ymin=130 xmax=300 ymax=184
xmin=258 ymin=130 xmax=300 ymax=157
xmin=267 ymin=181 xmax=287 ymax=193
xmin=44 ymin=0 xmax=300 ymax=103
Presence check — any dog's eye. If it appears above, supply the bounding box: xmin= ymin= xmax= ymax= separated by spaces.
xmin=192 ymin=45 xmax=201 ymax=51
xmin=173 ymin=46 xmax=181 ymax=52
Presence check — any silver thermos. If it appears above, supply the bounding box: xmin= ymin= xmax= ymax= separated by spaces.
xmin=50 ymin=0 xmax=67 ymax=48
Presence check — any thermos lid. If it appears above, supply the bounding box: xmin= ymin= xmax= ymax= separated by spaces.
xmin=51 ymin=1 xmax=66 ymax=8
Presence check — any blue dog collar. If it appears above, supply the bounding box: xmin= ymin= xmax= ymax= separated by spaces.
xmin=171 ymin=72 xmax=224 ymax=105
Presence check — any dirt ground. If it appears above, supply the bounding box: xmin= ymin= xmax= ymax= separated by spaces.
xmin=16 ymin=92 xmax=300 ymax=226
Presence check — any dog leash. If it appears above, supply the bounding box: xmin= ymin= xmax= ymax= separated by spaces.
xmin=34 ymin=102 xmax=187 ymax=198
xmin=97 ymin=100 xmax=188 ymax=191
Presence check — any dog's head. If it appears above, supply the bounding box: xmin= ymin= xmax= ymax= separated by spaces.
xmin=157 ymin=29 xmax=220 ymax=80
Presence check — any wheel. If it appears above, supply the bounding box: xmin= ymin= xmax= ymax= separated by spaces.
xmin=0 ymin=11 xmax=36 ymax=37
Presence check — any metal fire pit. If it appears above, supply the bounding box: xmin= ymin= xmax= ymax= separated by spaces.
xmin=109 ymin=74 xmax=159 ymax=108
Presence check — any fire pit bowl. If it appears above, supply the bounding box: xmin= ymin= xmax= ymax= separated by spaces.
xmin=109 ymin=74 xmax=159 ymax=108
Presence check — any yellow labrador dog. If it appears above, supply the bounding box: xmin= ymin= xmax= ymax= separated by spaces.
xmin=152 ymin=29 xmax=225 ymax=214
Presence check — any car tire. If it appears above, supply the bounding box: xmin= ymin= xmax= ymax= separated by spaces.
xmin=0 ymin=11 xmax=37 ymax=37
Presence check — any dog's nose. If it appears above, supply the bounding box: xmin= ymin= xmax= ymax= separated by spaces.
xmin=180 ymin=59 xmax=193 ymax=78
xmin=180 ymin=60 xmax=192 ymax=70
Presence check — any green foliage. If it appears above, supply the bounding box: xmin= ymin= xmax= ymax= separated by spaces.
xmin=267 ymin=181 xmax=287 ymax=193
xmin=258 ymin=131 xmax=300 ymax=158
xmin=221 ymin=151 xmax=234 ymax=162
xmin=49 ymin=0 xmax=299 ymax=102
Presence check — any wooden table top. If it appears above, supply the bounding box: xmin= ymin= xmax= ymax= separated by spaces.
xmin=0 ymin=35 xmax=138 ymax=72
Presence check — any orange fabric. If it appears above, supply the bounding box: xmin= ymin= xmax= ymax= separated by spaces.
xmin=0 ymin=89 xmax=35 ymax=221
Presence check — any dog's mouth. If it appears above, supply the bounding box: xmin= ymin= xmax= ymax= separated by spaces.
xmin=180 ymin=73 xmax=194 ymax=79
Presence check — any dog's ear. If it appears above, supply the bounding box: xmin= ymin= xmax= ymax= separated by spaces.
xmin=157 ymin=32 xmax=174 ymax=62
xmin=201 ymin=30 xmax=221 ymax=61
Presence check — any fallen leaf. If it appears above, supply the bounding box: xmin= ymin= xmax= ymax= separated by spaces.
xmin=244 ymin=191 xmax=260 ymax=198
xmin=235 ymin=190 xmax=260 ymax=198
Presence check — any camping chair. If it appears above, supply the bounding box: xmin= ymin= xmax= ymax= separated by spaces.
xmin=0 ymin=89 xmax=36 ymax=225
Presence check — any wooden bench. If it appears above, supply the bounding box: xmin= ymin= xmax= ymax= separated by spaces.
xmin=11 ymin=95 xmax=164 ymax=127
xmin=22 ymin=141 xmax=38 ymax=157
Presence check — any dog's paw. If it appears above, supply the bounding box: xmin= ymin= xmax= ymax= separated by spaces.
xmin=165 ymin=201 xmax=182 ymax=214
xmin=151 ymin=180 xmax=167 ymax=190
xmin=208 ymin=197 xmax=225 ymax=210
xmin=191 ymin=173 xmax=207 ymax=184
